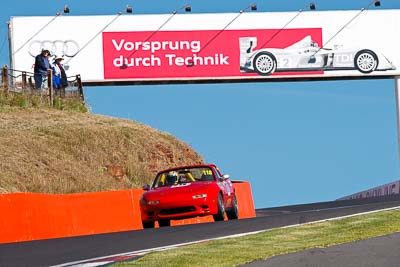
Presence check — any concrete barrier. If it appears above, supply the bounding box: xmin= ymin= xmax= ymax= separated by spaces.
xmin=233 ymin=181 xmax=256 ymax=218
xmin=0 ymin=190 xmax=143 ymax=244
xmin=0 ymin=181 xmax=255 ymax=244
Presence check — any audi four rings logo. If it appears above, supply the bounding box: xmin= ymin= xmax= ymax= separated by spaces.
xmin=28 ymin=40 xmax=79 ymax=58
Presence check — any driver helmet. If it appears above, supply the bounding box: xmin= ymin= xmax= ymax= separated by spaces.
xmin=166 ymin=171 xmax=178 ymax=185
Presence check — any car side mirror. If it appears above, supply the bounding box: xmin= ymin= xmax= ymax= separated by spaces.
xmin=222 ymin=174 xmax=230 ymax=180
xmin=308 ymin=56 xmax=316 ymax=64
xmin=143 ymin=184 xmax=150 ymax=191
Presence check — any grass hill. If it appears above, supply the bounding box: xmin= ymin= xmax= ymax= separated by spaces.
xmin=0 ymin=104 xmax=203 ymax=194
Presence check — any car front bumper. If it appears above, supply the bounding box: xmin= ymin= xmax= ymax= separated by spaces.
xmin=140 ymin=197 xmax=218 ymax=222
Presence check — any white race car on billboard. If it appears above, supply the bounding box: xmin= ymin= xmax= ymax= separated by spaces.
xmin=239 ymin=35 xmax=395 ymax=76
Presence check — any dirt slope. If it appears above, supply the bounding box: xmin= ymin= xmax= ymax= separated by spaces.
xmin=0 ymin=108 xmax=203 ymax=194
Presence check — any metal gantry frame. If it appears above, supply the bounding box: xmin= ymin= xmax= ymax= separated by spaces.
xmin=395 ymin=77 xmax=400 ymax=162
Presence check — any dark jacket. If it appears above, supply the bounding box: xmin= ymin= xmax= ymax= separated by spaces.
xmin=59 ymin=64 xmax=68 ymax=87
xmin=34 ymin=54 xmax=50 ymax=76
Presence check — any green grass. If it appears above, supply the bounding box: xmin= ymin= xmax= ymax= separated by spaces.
xmin=0 ymin=88 xmax=87 ymax=112
xmin=114 ymin=209 xmax=400 ymax=267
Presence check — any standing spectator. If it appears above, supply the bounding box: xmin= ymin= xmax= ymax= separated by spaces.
xmin=34 ymin=49 xmax=51 ymax=89
xmin=52 ymin=55 xmax=68 ymax=94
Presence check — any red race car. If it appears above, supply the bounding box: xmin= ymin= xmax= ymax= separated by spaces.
xmin=140 ymin=164 xmax=239 ymax=228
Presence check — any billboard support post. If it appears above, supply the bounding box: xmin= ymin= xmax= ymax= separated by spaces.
xmin=7 ymin=21 xmax=14 ymax=87
xmin=395 ymin=77 xmax=400 ymax=163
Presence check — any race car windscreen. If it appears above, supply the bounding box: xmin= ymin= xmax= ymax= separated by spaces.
xmin=152 ymin=167 xmax=215 ymax=188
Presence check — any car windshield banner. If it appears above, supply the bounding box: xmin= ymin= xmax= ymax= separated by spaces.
xmin=9 ymin=9 xmax=400 ymax=84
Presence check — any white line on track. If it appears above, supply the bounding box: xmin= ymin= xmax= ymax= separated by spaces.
xmin=52 ymin=206 xmax=400 ymax=267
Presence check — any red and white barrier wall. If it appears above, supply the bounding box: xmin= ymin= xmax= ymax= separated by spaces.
xmin=0 ymin=181 xmax=255 ymax=244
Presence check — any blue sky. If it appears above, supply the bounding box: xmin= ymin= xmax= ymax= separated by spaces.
xmin=1 ymin=0 xmax=400 ymax=208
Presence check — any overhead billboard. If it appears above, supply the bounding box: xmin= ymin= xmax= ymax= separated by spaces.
xmin=9 ymin=9 xmax=400 ymax=85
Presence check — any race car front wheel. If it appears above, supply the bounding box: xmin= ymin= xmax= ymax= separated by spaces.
xmin=226 ymin=194 xmax=239 ymax=220
xmin=142 ymin=221 xmax=155 ymax=229
xmin=213 ymin=193 xmax=225 ymax=221
xmin=158 ymin=219 xmax=171 ymax=227
xmin=253 ymin=52 xmax=277 ymax=76
xmin=354 ymin=50 xmax=378 ymax=74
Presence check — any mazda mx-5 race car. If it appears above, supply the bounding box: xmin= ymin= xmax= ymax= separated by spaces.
xmin=239 ymin=35 xmax=395 ymax=76
xmin=140 ymin=164 xmax=239 ymax=228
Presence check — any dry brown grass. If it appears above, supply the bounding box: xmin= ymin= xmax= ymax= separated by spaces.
xmin=0 ymin=108 xmax=203 ymax=194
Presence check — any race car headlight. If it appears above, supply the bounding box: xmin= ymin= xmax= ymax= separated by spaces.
xmin=140 ymin=196 xmax=160 ymax=205
xmin=192 ymin=194 xmax=207 ymax=199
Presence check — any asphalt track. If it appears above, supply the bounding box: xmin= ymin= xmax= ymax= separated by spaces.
xmin=0 ymin=195 xmax=399 ymax=267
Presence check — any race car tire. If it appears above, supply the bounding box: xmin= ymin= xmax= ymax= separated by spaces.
xmin=253 ymin=52 xmax=277 ymax=76
xmin=142 ymin=221 xmax=155 ymax=229
xmin=226 ymin=194 xmax=239 ymax=220
xmin=354 ymin=50 xmax=378 ymax=74
xmin=158 ymin=219 xmax=171 ymax=227
xmin=213 ymin=193 xmax=225 ymax=221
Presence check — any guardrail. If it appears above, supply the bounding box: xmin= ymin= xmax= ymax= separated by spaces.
xmin=1 ymin=65 xmax=85 ymax=105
